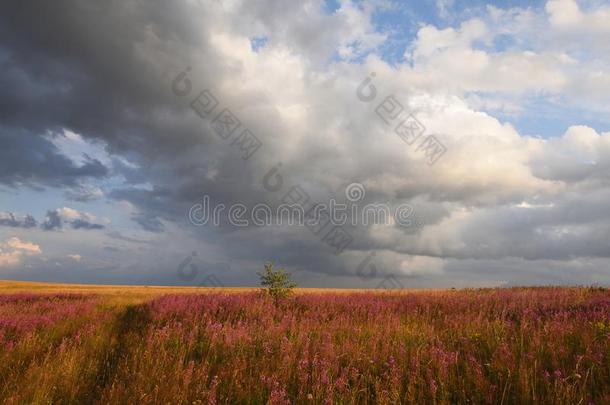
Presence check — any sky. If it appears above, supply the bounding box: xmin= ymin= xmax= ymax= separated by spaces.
xmin=1 ymin=0 xmax=610 ymax=288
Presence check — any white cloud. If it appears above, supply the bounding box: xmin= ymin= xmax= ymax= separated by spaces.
xmin=0 ymin=237 xmax=42 ymax=268
xmin=48 ymin=129 xmax=112 ymax=168
xmin=57 ymin=207 xmax=82 ymax=220
xmin=0 ymin=251 xmax=21 ymax=267
xmin=436 ymin=0 xmax=455 ymax=20
xmin=405 ymin=19 xmax=568 ymax=95
xmin=67 ymin=254 xmax=82 ymax=262
xmin=65 ymin=184 xmax=104 ymax=202
xmin=396 ymin=1 xmax=610 ymax=114
xmin=546 ymin=0 xmax=610 ymax=33
xmin=6 ymin=237 xmax=42 ymax=254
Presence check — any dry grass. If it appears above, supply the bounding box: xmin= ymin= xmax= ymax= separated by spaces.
xmin=0 ymin=279 xmax=419 ymax=298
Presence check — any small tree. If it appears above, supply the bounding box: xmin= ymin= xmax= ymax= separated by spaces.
xmin=258 ymin=262 xmax=297 ymax=304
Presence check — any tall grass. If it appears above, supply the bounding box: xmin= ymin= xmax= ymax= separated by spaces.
xmin=0 ymin=287 xmax=608 ymax=404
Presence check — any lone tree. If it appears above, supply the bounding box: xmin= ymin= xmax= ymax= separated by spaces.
xmin=258 ymin=262 xmax=297 ymax=304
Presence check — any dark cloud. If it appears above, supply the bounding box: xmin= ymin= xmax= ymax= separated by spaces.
xmin=41 ymin=209 xmax=63 ymax=231
xmin=23 ymin=215 xmax=37 ymax=228
xmin=0 ymin=0 xmax=208 ymax=152
xmin=0 ymin=211 xmax=37 ymax=228
xmin=41 ymin=208 xmax=104 ymax=231
xmin=70 ymin=218 xmax=105 ymax=230
xmin=0 ymin=127 xmax=108 ymax=188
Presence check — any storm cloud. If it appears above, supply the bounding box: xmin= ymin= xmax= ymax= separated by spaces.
xmin=0 ymin=0 xmax=609 ymax=286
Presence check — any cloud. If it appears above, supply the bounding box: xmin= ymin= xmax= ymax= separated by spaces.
xmin=406 ymin=18 xmax=568 ymax=95
xmin=546 ymin=0 xmax=610 ymax=34
xmin=395 ymin=1 xmax=610 ymax=116
xmin=64 ymin=184 xmax=104 ymax=202
xmin=41 ymin=210 xmax=63 ymax=231
xmin=0 ymin=127 xmax=109 ymax=188
xmin=67 ymin=254 xmax=82 ymax=261
xmin=0 ymin=0 xmax=609 ymax=286
xmin=70 ymin=219 xmax=105 ymax=230
xmin=131 ymin=212 xmax=165 ymax=233
xmin=42 ymin=207 xmax=105 ymax=231
xmin=5 ymin=237 xmax=42 ymax=254
xmin=0 ymin=211 xmax=37 ymax=228
xmin=436 ymin=0 xmax=455 ymax=20
xmin=0 ymin=237 xmax=42 ymax=267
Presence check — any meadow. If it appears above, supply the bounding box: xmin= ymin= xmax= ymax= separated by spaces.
xmin=0 ymin=281 xmax=608 ymax=404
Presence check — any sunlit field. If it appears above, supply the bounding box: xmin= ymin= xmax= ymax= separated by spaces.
xmin=1 ymin=281 xmax=609 ymax=404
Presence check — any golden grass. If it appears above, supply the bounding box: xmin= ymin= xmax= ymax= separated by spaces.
xmin=0 ymin=279 xmax=429 ymax=296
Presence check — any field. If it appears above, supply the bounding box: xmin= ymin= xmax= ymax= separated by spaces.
xmin=0 ymin=281 xmax=609 ymax=404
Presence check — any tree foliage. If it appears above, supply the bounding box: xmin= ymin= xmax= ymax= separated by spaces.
xmin=258 ymin=262 xmax=296 ymax=304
